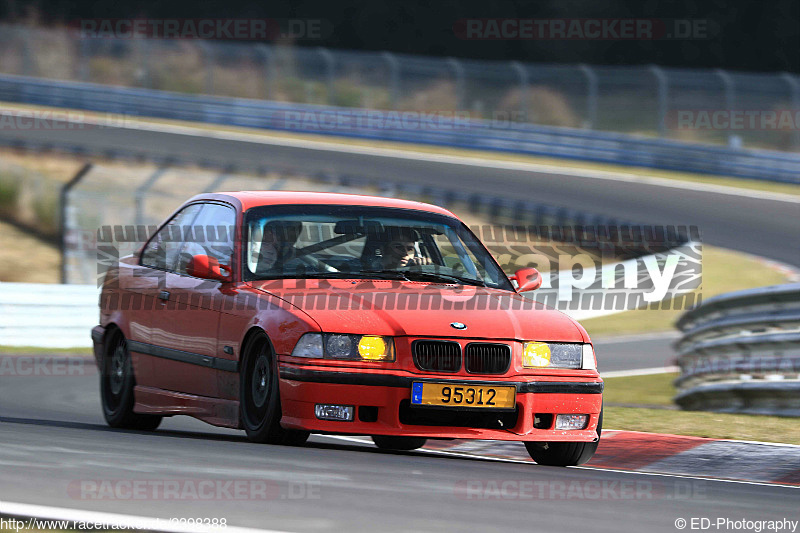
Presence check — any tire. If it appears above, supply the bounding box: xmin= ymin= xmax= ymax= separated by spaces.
xmin=525 ymin=409 xmax=603 ymax=467
xmin=100 ymin=329 xmax=162 ymax=431
xmin=240 ymin=332 xmax=310 ymax=446
xmin=371 ymin=435 xmax=428 ymax=451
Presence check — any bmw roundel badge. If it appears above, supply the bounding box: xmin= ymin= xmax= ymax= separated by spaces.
xmin=450 ymin=322 xmax=467 ymax=330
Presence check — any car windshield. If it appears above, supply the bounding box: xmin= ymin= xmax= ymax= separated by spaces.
xmin=243 ymin=204 xmax=513 ymax=291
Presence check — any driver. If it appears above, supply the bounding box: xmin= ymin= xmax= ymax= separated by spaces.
xmin=380 ymin=227 xmax=431 ymax=269
xmin=255 ymin=220 xmax=303 ymax=272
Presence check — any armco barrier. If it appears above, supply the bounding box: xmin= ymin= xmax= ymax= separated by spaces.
xmin=0 ymin=74 xmax=799 ymax=183
xmin=674 ymin=283 xmax=800 ymax=416
xmin=0 ymin=282 xmax=99 ymax=348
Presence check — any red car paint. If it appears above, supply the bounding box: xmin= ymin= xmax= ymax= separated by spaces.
xmin=93 ymin=191 xmax=602 ymax=443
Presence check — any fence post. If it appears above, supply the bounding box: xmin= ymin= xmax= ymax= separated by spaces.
xmin=649 ymin=65 xmax=668 ymax=137
xmin=510 ymin=61 xmax=528 ymax=123
xmin=256 ymin=44 xmax=276 ymax=100
xmin=317 ymin=48 xmax=335 ymax=105
xmin=579 ymin=64 xmax=598 ymax=130
xmin=198 ymin=41 xmax=215 ymax=95
xmin=204 ymin=169 xmax=233 ymax=192
xmin=716 ymin=69 xmax=736 ymax=147
xmin=780 ymin=72 xmax=800 ymax=151
xmin=15 ymin=26 xmax=35 ymax=76
xmin=138 ymin=38 xmax=152 ymax=89
xmin=60 ymin=163 xmax=93 ymax=284
xmin=447 ymin=57 xmax=465 ymax=111
xmin=78 ymin=35 xmax=89 ymax=81
xmin=382 ymin=52 xmax=400 ymax=110
xmin=134 ymin=167 xmax=169 ymax=227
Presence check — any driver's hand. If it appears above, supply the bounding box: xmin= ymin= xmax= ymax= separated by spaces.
xmin=406 ymin=255 xmax=432 ymax=266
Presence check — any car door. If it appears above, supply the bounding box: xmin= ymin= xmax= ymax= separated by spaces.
xmin=146 ymin=201 xmax=237 ymax=397
xmin=130 ymin=202 xmax=205 ymax=389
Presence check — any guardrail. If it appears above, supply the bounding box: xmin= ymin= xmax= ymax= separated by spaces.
xmin=674 ymin=283 xmax=800 ymax=416
xmin=0 ymin=282 xmax=99 ymax=348
xmin=1 ymin=74 xmax=799 ymax=183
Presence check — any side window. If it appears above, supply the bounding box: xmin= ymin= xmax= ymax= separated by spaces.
xmin=141 ymin=204 xmax=203 ymax=271
xmin=175 ymin=203 xmax=236 ymax=275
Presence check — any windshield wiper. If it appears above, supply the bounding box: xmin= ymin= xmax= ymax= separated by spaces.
xmin=358 ymin=269 xmax=411 ymax=281
xmin=254 ymin=270 xmax=485 ymax=286
xmin=406 ymin=271 xmax=485 ymax=287
xmin=372 ymin=269 xmax=486 ymax=287
xmin=256 ymin=271 xmax=408 ymax=281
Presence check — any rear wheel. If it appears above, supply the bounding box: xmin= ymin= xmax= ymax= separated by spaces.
xmin=100 ymin=329 xmax=162 ymax=431
xmin=240 ymin=333 xmax=309 ymax=446
xmin=371 ymin=435 xmax=428 ymax=451
xmin=525 ymin=409 xmax=602 ymax=467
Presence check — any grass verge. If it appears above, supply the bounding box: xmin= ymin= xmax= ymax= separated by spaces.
xmin=603 ymin=372 xmax=678 ymax=407
xmin=0 ymin=345 xmax=92 ymax=356
xmin=605 ymin=407 xmax=800 ymax=446
xmin=603 ymin=372 xmax=800 ymax=445
xmin=0 ymin=219 xmax=60 ymax=282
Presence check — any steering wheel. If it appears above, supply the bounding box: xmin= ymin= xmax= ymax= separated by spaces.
xmin=284 ymin=254 xmax=339 ymax=273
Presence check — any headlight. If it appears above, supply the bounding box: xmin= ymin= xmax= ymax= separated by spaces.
xmin=358 ymin=335 xmax=392 ymax=361
xmin=522 ymin=342 xmax=552 ymax=367
xmin=292 ymin=333 xmax=394 ymax=362
xmin=326 ymin=334 xmax=354 ymax=358
xmin=292 ymin=333 xmax=324 ymax=358
xmin=522 ymin=342 xmax=585 ymax=369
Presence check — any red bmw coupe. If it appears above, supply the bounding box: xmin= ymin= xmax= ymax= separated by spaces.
xmin=92 ymin=191 xmax=603 ymax=466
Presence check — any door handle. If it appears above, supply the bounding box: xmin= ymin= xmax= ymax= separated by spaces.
xmin=158 ymin=290 xmax=171 ymax=301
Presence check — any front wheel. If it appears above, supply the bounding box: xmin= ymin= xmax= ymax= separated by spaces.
xmin=525 ymin=409 xmax=602 ymax=467
xmin=100 ymin=329 xmax=162 ymax=431
xmin=371 ymin=435 xmax=428 ymax=451
xmin=240 ymin=333 xmax=309 ymax=446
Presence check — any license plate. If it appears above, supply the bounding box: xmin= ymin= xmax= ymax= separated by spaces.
xmin=410 ymin=382 xmax=516 ymax=409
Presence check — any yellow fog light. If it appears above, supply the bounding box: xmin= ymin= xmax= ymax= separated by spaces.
xmin=523 ymin=342 xmax=551 ymax=368
xmin=358 ymin=335 xmax=394 ymax=361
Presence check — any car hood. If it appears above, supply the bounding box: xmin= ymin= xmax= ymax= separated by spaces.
xmin=249 ymin=279 xmax=586 ymax=342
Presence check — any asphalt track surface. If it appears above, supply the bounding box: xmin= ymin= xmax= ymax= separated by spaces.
xmin=0 ymin=120 xmax=798 ymax=266
xmin=1 ymin=119 xmax=799 ymax=530
xmin=594 ymin=334 xmax=679 ymax=373
xmin=1 ymin=356 xmax=797 ymax=533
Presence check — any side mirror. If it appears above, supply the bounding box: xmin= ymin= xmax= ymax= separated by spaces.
xmin=186 ymin=254 xmax=231 ymax=282
xmin=511 ymin=267 xmax=542 ymax=293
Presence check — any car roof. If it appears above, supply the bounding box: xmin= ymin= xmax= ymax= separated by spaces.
xmin=190 ymin=191 xmax=459 ymax=218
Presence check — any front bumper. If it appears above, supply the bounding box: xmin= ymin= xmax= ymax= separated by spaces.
xmin=278 ymin=364 xmax=603 ymax=442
